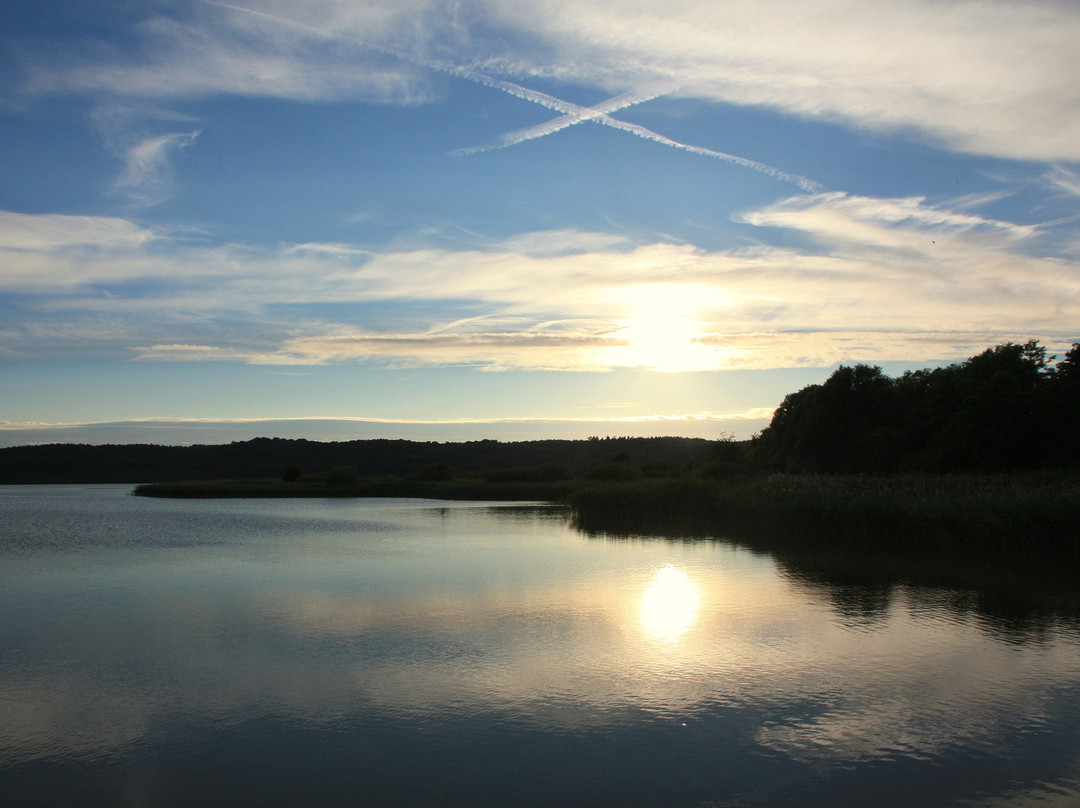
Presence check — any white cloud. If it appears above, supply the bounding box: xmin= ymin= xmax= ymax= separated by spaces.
xmin=741 ymin=192 xmax=1037 ymax=253
xmin=111 ymin=130 xmax=200 ymax=205
xmin=2 ymin=194 xmax=1076 ymax=370
xmin=30 ymin=5 xmax=436 ymax=104
xmin=20 ymin=0 xmax=1080 ymax=162
xmin=0 ymin=211 xmax=160 ymax=253
xmin=1046 ymin=165 xmax=1080 ymax=199
xmin=483 ymin=0 xmax=1080 ymax=162
xmin=86 ymin=104 xmax=203 ymax=205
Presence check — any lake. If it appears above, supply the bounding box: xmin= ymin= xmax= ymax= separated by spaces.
xmin=2 ymin=484 xmax=1079 ymax=807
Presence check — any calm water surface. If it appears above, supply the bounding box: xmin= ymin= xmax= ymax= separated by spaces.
xmin=2 ymin=484 xmax=1080 ymax=807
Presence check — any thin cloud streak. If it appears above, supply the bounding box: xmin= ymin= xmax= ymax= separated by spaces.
xmin=742 ymin=192 xmax=1038 ymax=252
xmin=1047 ymin=166 xmax=1080 ymax=200
xmin=0 ymin=411 xmax=771 ymax=447
xmin=30 ymin=1 xmax=432 ymax=104
xmin=0 ymin=409 xmax=769 ymax=430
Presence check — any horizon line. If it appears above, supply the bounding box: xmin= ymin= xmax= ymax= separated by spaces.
xmin=0 ymin=410 xmax=775 ymax=431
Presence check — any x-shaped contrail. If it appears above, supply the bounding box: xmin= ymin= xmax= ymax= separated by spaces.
xmin=449 ymin=67 xmax=820 ymax=191
xmin=451 ymin=84 xmax=669 ymax=155
xmin=205 ymin=1 xmax=820 ymax=192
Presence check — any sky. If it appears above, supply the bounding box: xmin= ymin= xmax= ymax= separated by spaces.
xmin=1 ymin=0 xmax=1079 ymax=447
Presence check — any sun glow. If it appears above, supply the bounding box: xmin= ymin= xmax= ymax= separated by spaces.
xmin=607 ymin=285 xmax=724 ymax=372
xmin=639 ymin=565 xmax=701 ymax=642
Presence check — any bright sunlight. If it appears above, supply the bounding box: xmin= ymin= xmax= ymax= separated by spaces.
xmin=606 ymin=284 xmax=729 ymax=372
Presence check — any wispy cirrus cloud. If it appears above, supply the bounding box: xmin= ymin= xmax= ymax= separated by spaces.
xmin=26 ymin=2 xmax=436 ymax=104
xmin=18 ymin=0 xmax=1080 ymax=162
xmin=741 ymin=192 xmax=1038 ymax=254
xmin=1 ymin=186 xmax=1074 ymax=371
xmin=88 ymin=103 xmax=202 ymax=205
xmin=132 ymin=327 xmax=628 ymax=370
xmin=0 ymin=211 xmax=160 ymax=253
xmin=189 ymin=4 xmax=821 ymax=190
xmin=111 ymin=130 xmax=200 ymax=205
xmin=1046 ymin=166 xmax=1080 ymax=200
xmin=485 ymin=0 xmax=1080 ymax=162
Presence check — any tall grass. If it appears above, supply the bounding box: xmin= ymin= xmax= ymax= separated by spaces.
xmin=132 ymin=476 xmax=581 ymax=501
xmin=135 ymin=470 xmax=1080 ymax=550
xmin=570 ymin=472 xmax=1080 ymax=549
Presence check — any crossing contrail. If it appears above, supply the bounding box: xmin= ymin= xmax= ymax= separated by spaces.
xmin=451 ymin=86 xmax=670 ymax=155
xmin=445 ymin=67 xmax=820 ymax=191
xmin=204 ymin=1 xmax=821 ymax=192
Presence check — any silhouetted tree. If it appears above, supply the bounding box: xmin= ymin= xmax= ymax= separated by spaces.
xmin=759 ymin=364 xmax=897 ymax=472
xmin=756 ymin=341 xmax=1077 ymax=473
xmin=325 ymin=465 xmax=361 ymax=487
xmin=1050 ymin=343 xmax=1080 ymax=465
xmin=414 ymin=462 xmax=455 ymax=481
xmin=929 ymin=342 xmax=1054 ymax=470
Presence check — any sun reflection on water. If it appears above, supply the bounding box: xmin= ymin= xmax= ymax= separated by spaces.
xmin=639 ymin=565 xmax=700 ymax=642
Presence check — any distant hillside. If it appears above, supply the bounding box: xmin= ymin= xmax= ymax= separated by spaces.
xmin=0 ymin=436 xmax=716 ymax=484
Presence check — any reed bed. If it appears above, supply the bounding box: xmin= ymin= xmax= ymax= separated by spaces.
xmin=569 ymin=473 xmax=1080 ymax=549
xmin=133 ymin=477 xmax=581 ymax=501
xmin=135 ymin=471 xmax=1080 ymax=550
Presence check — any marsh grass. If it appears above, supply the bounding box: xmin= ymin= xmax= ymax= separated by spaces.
xmin=570 ymin=472 xmax=1080 ymax=549
xmin=135 ymin=471 xmax=1080 ymax=549
xmin=133 ymin=476 xmax=581 ymax=501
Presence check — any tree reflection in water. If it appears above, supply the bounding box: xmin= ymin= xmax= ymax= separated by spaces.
xmin=578 ymin=513 xmax=1080 ymax=643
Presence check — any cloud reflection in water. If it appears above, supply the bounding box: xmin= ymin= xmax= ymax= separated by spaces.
xmin=4 ymin=489 xmax=1080 ymax=807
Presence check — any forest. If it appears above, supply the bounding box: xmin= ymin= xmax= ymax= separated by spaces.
xmin=753 ymin=340 xmax=1080 ymax=473
xmin=0 ymin=435 xmax=714 ymax=485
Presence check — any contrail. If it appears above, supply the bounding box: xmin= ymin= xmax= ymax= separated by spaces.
xmin=203 ymin=1 xmax=820 ymax=191
xmin=452 ymin=86 xmax=670 ymax=156
xmin=202 ymin=0 xmax=334 ymax=41
xmin=447 ymin=68 xmax=820 ymax=191
xmin=598 ymin=109 xmax=820 ymax=192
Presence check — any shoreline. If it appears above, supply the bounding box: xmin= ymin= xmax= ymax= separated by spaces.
xmin=133 ymin=471 xmax=1080 ymax=549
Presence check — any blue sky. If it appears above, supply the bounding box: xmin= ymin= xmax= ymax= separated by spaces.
xmin=2 ymin=0 xmax=1079 ymax=446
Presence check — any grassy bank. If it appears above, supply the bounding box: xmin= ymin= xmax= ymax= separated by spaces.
xmin=132 ymin=476 xmax=581 ymax=501
xmin=134 ymin=471 xmax=1080 ymax=549
xmin=569 ymin=472 xmax=1080 ymax=549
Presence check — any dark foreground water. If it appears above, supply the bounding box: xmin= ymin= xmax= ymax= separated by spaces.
xmin=2 ymin=485 xmax=1080 ymax=807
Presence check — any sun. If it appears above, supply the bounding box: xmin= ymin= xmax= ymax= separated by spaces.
xmin=606 ymin=284 xmax=724 ymax=372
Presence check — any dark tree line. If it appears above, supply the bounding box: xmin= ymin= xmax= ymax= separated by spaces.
xmin=5 ymin=341 xmax=1077 ymax=484
xmin=755 ymin=341 xmax=1080 ymax=473
xmin=0 ymin=435 xmax=714 ymax=485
